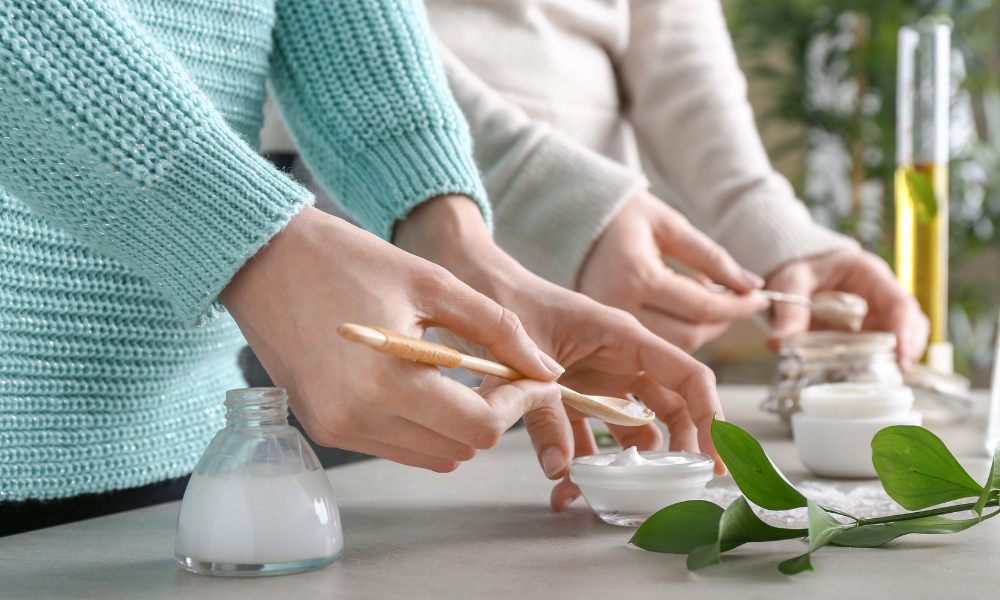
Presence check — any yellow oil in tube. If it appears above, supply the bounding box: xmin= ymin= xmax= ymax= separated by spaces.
xmin=895 ymin=20 xmax=951 ymax=372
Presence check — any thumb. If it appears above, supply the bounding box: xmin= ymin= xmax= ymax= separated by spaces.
xmin=766 ymin=277 xmax=816 ymax=352
xmin=423 ymin=278 xmax=564 ymax=381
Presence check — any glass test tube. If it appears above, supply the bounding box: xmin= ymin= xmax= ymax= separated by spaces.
xmin=895 ymin=20 xmax=952 ymax=373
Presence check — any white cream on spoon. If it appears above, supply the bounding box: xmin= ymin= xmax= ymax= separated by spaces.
xmin=809 ymin=291 xmax=869 ymax=332
xmin=611 ymin=403 xmax=655 ymax=420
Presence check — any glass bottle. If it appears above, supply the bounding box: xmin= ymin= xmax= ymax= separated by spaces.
xmin=895 ymin=19 xmax=952 ymax=372
xmin=174 ymin=388 xmax=343 ymax=576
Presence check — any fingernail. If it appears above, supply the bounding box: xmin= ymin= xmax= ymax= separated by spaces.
xmin=742 ymin=269 xmax=765 ymax=289
xmin=536 ymin=350 xmax=565 ymax=379
xmin=541 ymin=447 xmax=567 ymax=479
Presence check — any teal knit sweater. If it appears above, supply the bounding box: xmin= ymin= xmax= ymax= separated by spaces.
xmin=0 ymin=0 xmax=488 ymax=501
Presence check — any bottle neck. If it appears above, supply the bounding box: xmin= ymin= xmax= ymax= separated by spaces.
xmin=224 ymin=388 xmax=290 ymax=427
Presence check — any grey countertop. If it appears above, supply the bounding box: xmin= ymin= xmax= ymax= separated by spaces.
xmin=3 ymin=385 xmax=997 ymax=599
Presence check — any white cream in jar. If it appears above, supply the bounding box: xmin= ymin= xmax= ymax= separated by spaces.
xmin=569 ymin=447 xmax=714 ymax=526
xmin=792 ymin=383 xmax=922 ymax=478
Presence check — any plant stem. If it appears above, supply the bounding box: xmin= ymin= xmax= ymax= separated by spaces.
xmin=856 ymin=499 xmax=1000 ymax=526
xmin=819 ymin=505 xmax=859 ymax=521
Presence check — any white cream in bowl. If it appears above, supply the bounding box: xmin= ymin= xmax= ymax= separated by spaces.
xmin=792 ymin=383 xmax=922 ymax=478
xmin=569 ymin=447 xmax=714 ymax=526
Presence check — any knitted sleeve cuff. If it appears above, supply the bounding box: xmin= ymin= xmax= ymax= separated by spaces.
xmin=492 ymin=128 xmax=648 ymax=289
xmin=269 ymin=0 xmax=492 ymax=241
xmin=146 ymin=121 xmax=314 ymax=323
xmin=708 ymin=179 xmax=859 ymax=278
xmin=339 ymin=127 xmax=491 ymax=241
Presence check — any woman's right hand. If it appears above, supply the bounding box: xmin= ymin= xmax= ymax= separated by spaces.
xmin=219 ymin=206 xmax=568 ymax=472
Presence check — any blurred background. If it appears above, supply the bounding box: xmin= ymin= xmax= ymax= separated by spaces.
xmin=698 ymin=0 xmax=1000 ymax=387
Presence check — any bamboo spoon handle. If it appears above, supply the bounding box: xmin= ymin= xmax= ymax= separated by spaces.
xmin=336 ymin=324 xmax=655 ymax=426
xmin=337 ymin=323 xmax=524 ymax=379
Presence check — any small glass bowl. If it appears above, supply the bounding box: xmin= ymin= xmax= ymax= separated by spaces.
xmin=568 ymin=451 xmax=714 ymax=526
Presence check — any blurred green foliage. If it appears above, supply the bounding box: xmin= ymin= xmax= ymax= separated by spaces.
xmin=728 ymin=0 xmax=1000 ymax=376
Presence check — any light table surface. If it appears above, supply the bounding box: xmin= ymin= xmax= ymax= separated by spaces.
xmin=2 ymin=385 xmax=997 ymax=599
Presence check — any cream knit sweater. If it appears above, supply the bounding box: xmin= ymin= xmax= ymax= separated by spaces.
xmin=264 ymin=0 xmax=856 ymax=289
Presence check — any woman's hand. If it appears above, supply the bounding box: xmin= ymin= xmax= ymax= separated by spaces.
xmin=396 ymin=195 xmax=728 ymax=511
xmin=578 ymin=190 xmax=769 ymax=352
xmin=219 ymin=206 xmax=566 ymax=473
xmin=765 ymin=248 xmax=930 ymax=370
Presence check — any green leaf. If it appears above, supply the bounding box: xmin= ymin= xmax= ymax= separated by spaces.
xmin=778 ymin=500 xmax=851 ymax=575
xmin=778 ymin=552 xmax=813 ymax=575
xmin=686 ymin=496 xmax=806 ymax=571
xmin=904 ymin=167 xmax=937 ymax=223
xmin=629 ymin=501 xmax=724 ymax=554
xmin=832 ymin=511 xmax=998 ymax=548
xmin=973 ymin=440 xmax=1000 ymax=516
xmin=711 ymin=418 xmax=807 ymax=511
xmin=806 ymin=500 xmax=852 ymax=549
xmin=872 ymin=426 xmax=983 ymax=510
xmin=687 ymin=542 xmax=723 ymax=571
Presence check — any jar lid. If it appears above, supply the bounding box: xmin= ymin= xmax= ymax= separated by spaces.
xmin=569 ymin=450 xmax=714 ymax=489
xmin=782 ymin=331 xmax=897 ymax=360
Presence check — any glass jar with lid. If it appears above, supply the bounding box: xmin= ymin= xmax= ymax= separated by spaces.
xmin=763 ymin=332 xmax=903 ymax=422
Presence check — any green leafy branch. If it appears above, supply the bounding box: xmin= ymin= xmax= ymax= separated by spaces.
xmin=630 ymin=419 xmax=1000 ymax=575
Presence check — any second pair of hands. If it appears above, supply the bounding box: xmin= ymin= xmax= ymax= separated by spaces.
xmin=581 ymin=190 xmax=929 ymax=369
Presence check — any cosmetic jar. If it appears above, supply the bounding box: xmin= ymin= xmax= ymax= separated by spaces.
xmin=764 ymin=332 xmax=903 ymax=422
xmin=569 ymin=447 xmax=714 ymax=526
xmin=791 ymin=383 xmax=922 ymax=478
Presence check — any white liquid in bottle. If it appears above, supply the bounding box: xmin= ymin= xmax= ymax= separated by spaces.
xmin=175 ymin=468 xmax=342 ymax=566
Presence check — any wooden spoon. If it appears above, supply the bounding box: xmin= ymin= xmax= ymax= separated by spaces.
xmin=704 ymin=283 xmax=868 ymax=332
xmin=337 ymin=324 xmax=655 ymax=427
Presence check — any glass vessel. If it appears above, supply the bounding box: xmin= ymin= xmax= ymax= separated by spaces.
xmin=174 ymin=388 xmax=343 ymax=576
xmin=895 ymin=19 xmax=952 ymax=372
xmin=763 ymin=332 xmax=903 ymax=422
xmin=763 ymin=331 xmax=973 ymax=424
xmin=984 ymin=308 xmax=1000 ymax=454
xmin=569 ymin=451 xmax=714 ymax=527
